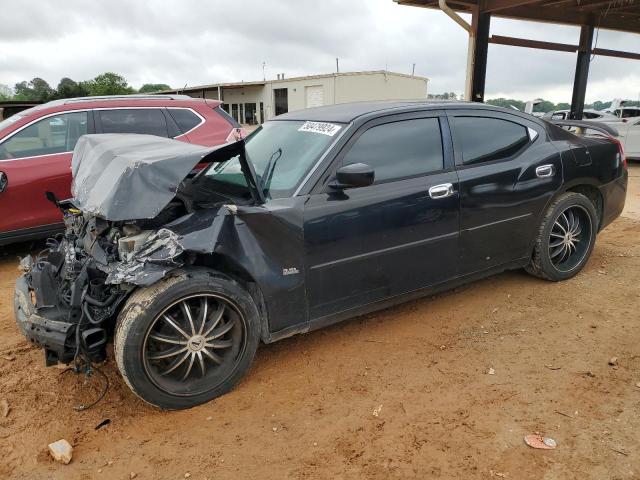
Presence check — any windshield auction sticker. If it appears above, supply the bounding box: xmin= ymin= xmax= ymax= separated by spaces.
xmin=298 ymin=121 xmax=342 ymax=136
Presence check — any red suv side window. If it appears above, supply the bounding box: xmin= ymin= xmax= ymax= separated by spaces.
xmin=167 ymin=108 xmax=203 ymax=134
xmin=98 ymin=109 xmax=169 ymax=137
xmin=0 ymin=111 xmax=88 ymax=160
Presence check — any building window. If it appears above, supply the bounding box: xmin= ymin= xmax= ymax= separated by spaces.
xmin=274 ymin=88 xmax=288 ymax=116
xmin=231 ymin=104 xmax=239 ymax=123
xmin=244 ymin=103 xmax=257 ymax=125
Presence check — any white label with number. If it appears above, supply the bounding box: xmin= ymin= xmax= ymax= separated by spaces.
xmin=298 ymin=121 xmax=342 ymax=136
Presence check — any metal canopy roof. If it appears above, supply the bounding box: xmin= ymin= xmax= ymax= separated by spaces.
xmin=396 ymin=0 xmax=640 ymax=33
xmin=396 ymin=0 xmax=639 ymax=119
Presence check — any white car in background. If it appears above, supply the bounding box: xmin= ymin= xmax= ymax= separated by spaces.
xmin=541 ymin=109 xmax=620 ymax=122
xmin=607 ymin=116 xmax=640 ymax=160
xmin=603 ymin=99 xmax=640 ymax=120
xmin=612 ymin=107 xmax=640 ymax=119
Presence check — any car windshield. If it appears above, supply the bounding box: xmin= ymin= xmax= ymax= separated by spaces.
xmin=203 ymin=120 xmax=342 ymax=199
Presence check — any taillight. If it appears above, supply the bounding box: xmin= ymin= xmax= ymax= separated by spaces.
xmin=225 ymin=127 xmax=248 ymax=143
xmin=611 ymin=136 xmax=626 ymax=170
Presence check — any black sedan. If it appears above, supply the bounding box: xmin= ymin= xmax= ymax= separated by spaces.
xmin=15 ymin=101 xmax=627 ymax=409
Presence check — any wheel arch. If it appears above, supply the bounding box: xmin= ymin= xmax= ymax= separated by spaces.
xmin=190 ymin=253 xmax=270 ymax=343
xmin=527 ymin=179 xmax=603 ymax=259
xmin=564 ymin=183 xmax=603 ymax=230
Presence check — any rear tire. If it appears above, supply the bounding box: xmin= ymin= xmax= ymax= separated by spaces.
xmin=526 ymin=192 xmax=598 ymax=281
xmin=114 ymin=268 xmax=260 ymax=410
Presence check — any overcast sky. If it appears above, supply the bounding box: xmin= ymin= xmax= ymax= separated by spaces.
xmin=1 ymin=0 xmax=639 ymax=103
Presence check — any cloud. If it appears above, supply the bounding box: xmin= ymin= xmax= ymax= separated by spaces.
xmin=0 ymin=0 xmax=638 ymax=103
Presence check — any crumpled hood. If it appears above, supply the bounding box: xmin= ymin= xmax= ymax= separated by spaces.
xmin=71 ymin=134 xmax=243 ymax=221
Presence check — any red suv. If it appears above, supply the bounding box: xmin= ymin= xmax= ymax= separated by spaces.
xmin=0 ymin=95 xmax=243 ymax=245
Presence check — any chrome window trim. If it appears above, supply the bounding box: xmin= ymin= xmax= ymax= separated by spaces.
xmin=93 ymin=106 xmax=199 ymax=138
xmin=165 ymin=107 xmax=206 ymax=137
xmin=0 ymin=106 xmax=207 ymax=162
xmin=0 ymin=109 xmax=89 ymax=163
xmin=292 ymin=122 xmax=352 ymax=197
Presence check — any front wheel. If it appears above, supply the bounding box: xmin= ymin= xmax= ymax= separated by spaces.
xmin=526 ymin=192 xmax=598 ymax=281
xmin=114 ymin=269 xmax=260 ymax=410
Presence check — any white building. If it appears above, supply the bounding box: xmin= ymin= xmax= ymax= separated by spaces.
xmin=164 ymin=70 xmax=429 ymax=125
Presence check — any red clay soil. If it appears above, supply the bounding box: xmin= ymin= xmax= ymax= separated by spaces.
xmin=1 ymin=165 xmax=639 ymax=480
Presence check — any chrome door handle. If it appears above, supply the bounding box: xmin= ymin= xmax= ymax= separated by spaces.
xmin=428 ymin=183 xmax=455 ymax=199
xmin=536 ymin=164 xmax=555 ymax=178
xmin=0 ymin=172 xmax=6 ymax=193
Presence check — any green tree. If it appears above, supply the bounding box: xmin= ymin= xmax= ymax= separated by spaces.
xmin=485 ymin=98 xmax=525 ymax=111
xmin=532 ymin=99 xmax=555 ymax=113
xmin=13 ymin=77 xmax=55 ymax=101
xmin=0 ymin=84 xmax=12 ymax=100
xmin=83 ymin=72 xmax=135 ymax=96
xmin=139 ymin=83 xmax=171 ymax=93
xmin=55 ymin=77 xmax=88 ymax=99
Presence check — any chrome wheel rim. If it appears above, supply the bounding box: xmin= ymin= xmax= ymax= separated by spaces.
xmin=142 ymin=294 xmax=246 ymax=397
xmin=548 ymin=205 xmax=592 ymax=273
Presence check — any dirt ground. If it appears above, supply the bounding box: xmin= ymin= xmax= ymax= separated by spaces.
xmin=1 ymin=165 xmax=639 ymax=480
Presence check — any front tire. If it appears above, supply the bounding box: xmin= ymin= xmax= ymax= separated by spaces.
xmin=114 ymin=268 xmax=260 ymax=410
xmin=526 ymin=192 xmax=598 ymax=281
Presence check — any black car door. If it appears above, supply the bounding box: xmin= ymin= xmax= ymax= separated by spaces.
xmin=303 ymin=111 xmax=459 ymax=321
xmin=448 ymin=110 xmax=563 ymax=275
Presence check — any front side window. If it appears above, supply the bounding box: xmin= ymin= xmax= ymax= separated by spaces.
xmin=201 ymin=120 xmax=340 ymax=199
xmin=452 ymin=116 xmax=530 ymax=165
xmin=0 ymin=111 xmax=88 ymax=160
xmin=342 ymin=118 xmax=443 ymax=183
xmin=98 ymin=109 xmax=168 ymax=137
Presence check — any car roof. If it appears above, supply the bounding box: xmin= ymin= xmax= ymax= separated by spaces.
xmin=273 ymin=100 xmax=497 ymax=123
xmin=12 ymin=95 xmax=219 ymax=121
xmin=36 ymin=94 xmax=193 ymax=109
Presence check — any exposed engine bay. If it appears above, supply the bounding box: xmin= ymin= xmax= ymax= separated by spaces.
xmin=14 ymin=134 xmax=259 ymax=367
xmin=17 ymin=201 xmax=187 ymax=365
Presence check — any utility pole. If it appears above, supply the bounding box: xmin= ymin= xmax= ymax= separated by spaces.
xmin=336 ymin=58 xmax=339 ymax=74
xmin=412 ymin=63 xmax=416 ymax=76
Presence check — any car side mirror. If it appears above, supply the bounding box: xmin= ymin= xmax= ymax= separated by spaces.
xmin=332 ymin=163 xmax=375 ymax=189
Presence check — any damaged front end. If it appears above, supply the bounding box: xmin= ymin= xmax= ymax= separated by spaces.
xmin=15 ymin=210 xmax=128 ymax=365
xmin=14 ymin=134 xmax=258 ymax=366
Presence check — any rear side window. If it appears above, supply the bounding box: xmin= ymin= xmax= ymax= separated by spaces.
xmin=342 ymin=118 xmax=443 ymax=183
xmin=167 ymin=108 xmax=202 ymax=133
xmin=215 ymin=106 xmax=241 ymax=128
xmin=0 ymin=111 xmax=88 ymax=160
xmin=452 ymin=116 xmax=530 ymax=165
xmin=98 ymin=109 xmax=168 ymax=137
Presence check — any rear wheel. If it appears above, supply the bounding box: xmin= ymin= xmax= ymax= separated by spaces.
xmin=114 ymin=269 xmax=260 ymax=410
xmin=526 ymin=192 xmax=598 ymax=281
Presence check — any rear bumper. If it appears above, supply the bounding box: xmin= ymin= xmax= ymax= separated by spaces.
xmin=599 ymin=170 xmax=628 ymax=230
xmin=14 ymin=274 xmax=75 ymax=365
